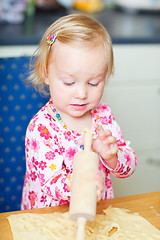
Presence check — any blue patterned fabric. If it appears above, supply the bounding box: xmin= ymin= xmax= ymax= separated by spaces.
xmin=0 ymin=57 xmax=48 ymax=212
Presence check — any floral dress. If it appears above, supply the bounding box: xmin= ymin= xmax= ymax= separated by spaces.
xmin=21 ymin=99 xmax=137 ymax=210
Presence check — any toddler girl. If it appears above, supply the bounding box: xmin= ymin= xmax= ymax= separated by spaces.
xmin=21 ymin=14 xmax=137 ymax=210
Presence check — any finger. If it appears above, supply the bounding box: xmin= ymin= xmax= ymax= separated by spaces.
xmin=95 ymin=170 xmax=105 ymax=196
xmin=95 ymin=124 xmax=112 ymax=141
xmin=110 ymin=144 xmax=119 ymax=155
xmin=97 ymin=189 xmax=102 ymax=202
xmin=102 ymin=144 xmax=118 ymax=160
xmin=76 ymin=137 xmax=83 ymax=146
xmin=103 ymin=136 xmax=117 ymax=146
xmin=67 ymin=181 xmax=72 ymax=191
xmin=95 ymin=170 xmax=104 ymax=192
xmin=94 ymin=123 xmax=103 ymax=131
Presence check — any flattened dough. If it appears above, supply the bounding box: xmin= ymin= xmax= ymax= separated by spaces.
xmin=7 ymin=206 xmax=160 ymax=240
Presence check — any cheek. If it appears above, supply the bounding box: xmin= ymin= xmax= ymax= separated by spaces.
xmin=50 ymin=83 xmax=72 ymax=101
xmin=49 ymin=79 xmax=61 ymax=93
xmin=96 ymin=91 xmax=104 ymax=102
xmin=89 ymin=89 xmax=103 ymax=105
xmin=48 ymin=81 xmax=59 ymax=100
xmin=92 ymin=85 xmax=105 ymax=99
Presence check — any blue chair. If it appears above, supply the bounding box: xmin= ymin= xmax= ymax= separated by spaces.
xmin=0 ymin=56 xmax=48 ymax=212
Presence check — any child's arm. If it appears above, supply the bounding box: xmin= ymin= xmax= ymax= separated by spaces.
xmin=93 ymin=123 xmax=137 ymax=178
xmin=77 ymin=114 xmax=137 ymax=179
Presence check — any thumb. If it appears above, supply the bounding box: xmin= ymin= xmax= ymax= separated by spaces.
xmin=76 ymin=137 xmax=84 ymax=146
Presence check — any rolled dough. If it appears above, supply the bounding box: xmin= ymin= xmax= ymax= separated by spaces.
xmin=7 ymin=206 xmax=160 ymax=240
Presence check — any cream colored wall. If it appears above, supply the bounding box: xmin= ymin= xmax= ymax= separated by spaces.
xmin=0 ymin=46 xmax=37 ymax=58
xmin=102 ymin=44 xmax=160 ymax=197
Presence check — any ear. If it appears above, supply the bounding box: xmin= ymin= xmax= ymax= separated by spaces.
xmin=43 ymin=68 xmax=49 ymax=85
xmin=39 ymin=61 xmax=49 ymax=85
xmin=44 ymin=74 xmax=49 ymax=85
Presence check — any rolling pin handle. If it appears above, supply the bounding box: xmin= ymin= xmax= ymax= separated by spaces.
xmin=83 ymin=129 xmax=93 ymax=151
xmin=76 ymin=217 xmax=87 ymax=240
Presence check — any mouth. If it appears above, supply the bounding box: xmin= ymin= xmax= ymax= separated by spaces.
xmin=71 ymin=103 xmax=87 ymax=111
xmin=72 ymin=103 xmax=86 ymax=106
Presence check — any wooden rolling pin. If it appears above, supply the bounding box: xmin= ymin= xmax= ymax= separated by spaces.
xmin=69 ymin=128 xmax=99 ymax=240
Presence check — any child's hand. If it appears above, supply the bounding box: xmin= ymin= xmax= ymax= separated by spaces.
xmin=92 ymin=124 xmax=118 ymax=169
xmin=95 ymin=169 xmax=104 ymax=201
xmin=93 ymin=124 xmax=118 ymax=169
xmin=77 ymin=124 xmax=118 ymax=169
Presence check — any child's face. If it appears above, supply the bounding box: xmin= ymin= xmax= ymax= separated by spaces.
xmin=45 ymin=42 xmax=107 ymax=118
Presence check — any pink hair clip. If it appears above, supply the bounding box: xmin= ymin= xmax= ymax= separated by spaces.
xmin=46 ymin=32 xmax=58 ymax=46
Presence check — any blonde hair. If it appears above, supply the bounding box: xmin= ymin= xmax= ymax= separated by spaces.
xmin=29 ymin=14 xmax=114 ymax=96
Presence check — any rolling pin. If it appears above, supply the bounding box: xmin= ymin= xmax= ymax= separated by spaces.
xmin=69 ymin=128 xmax=99 ymax=240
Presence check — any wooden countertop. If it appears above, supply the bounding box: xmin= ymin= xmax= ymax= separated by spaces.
xmin=0 ymin=192 xmax=160 ymax=239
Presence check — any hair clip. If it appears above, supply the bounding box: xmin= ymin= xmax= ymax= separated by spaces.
xmin=46 ymin=32 xmax=58 ymax=46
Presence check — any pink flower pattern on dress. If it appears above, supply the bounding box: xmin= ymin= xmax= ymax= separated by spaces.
xmin=45 ymin=186 xmax=52 ymax=196
xmin=40 ymin=195 xmax=47 ymax=204
xmin=99 ymin=116 xmax=108 ymax=125
xmin=32 ymin=157 xmax=39 ymax=171
xmin=106 ymin=178 xmax=112 ymax=188
xmin=39 ymin=173 xmax=45 ymax=185
xmin=55 ymin=186 xmax=63 ymax=199
xmin=64 ymin=131 xmax=73 ymax=141
xmin=45 ymin=151 xmax=55 ymax=160
xmin=63 ymin=182 xmax=70 ymax=193
xmin=65 ymin=147 xmax=77 ymax=160
xmin=21 ymin=101 xmax=137 ymax=210
xmin=98 ymin=104 xmax=109 ymax=112
xmin=39 ymin=161 xmax=47 ymax=170
xmin=54 ymin=135 xmax=59 ymax=145
xmin=28 ymin=118 xmax=38 ymax=132
xmin=28 ymin=191 xmax=37 ymax=208
xmin=50 ymin=174 xmax=62 ymax=184
xmin=30 ymin=171 xmax=37 ymax=181
xmin=124 ymin=152 xmax=132 ymax=167
xmin=38 ymin=124 xmax=52 ymax=140
xmin=50 ymin=122 xmax=60 ymax=132
xmin=30 ymin=138 xmax=40 ymax=152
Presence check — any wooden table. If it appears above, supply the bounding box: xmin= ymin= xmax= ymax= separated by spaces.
xmin=0 ymin=192 xmax=160 ymax=240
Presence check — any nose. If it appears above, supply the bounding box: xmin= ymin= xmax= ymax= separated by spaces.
xmin=75 ymin=84 xmax=88 ymax=99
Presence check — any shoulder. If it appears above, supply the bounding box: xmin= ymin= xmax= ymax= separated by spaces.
xmin=92 ymin=103 xmax=112 ymax=116
xmin=28 ymin=102 xmax=48 ymax=121
xmin=91 ymin=102 xmax=117 ymax=128
xmin=26 ymin=101 xmax=54 ymax=135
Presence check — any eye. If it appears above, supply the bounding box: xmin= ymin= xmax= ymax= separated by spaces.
xmin=88 ymin=82 xmax=99 ymax=87
xmin=63 ymin=80 xmax=75 ymax=86
xmin=64 ymin=82 xmax=75 ymax=86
